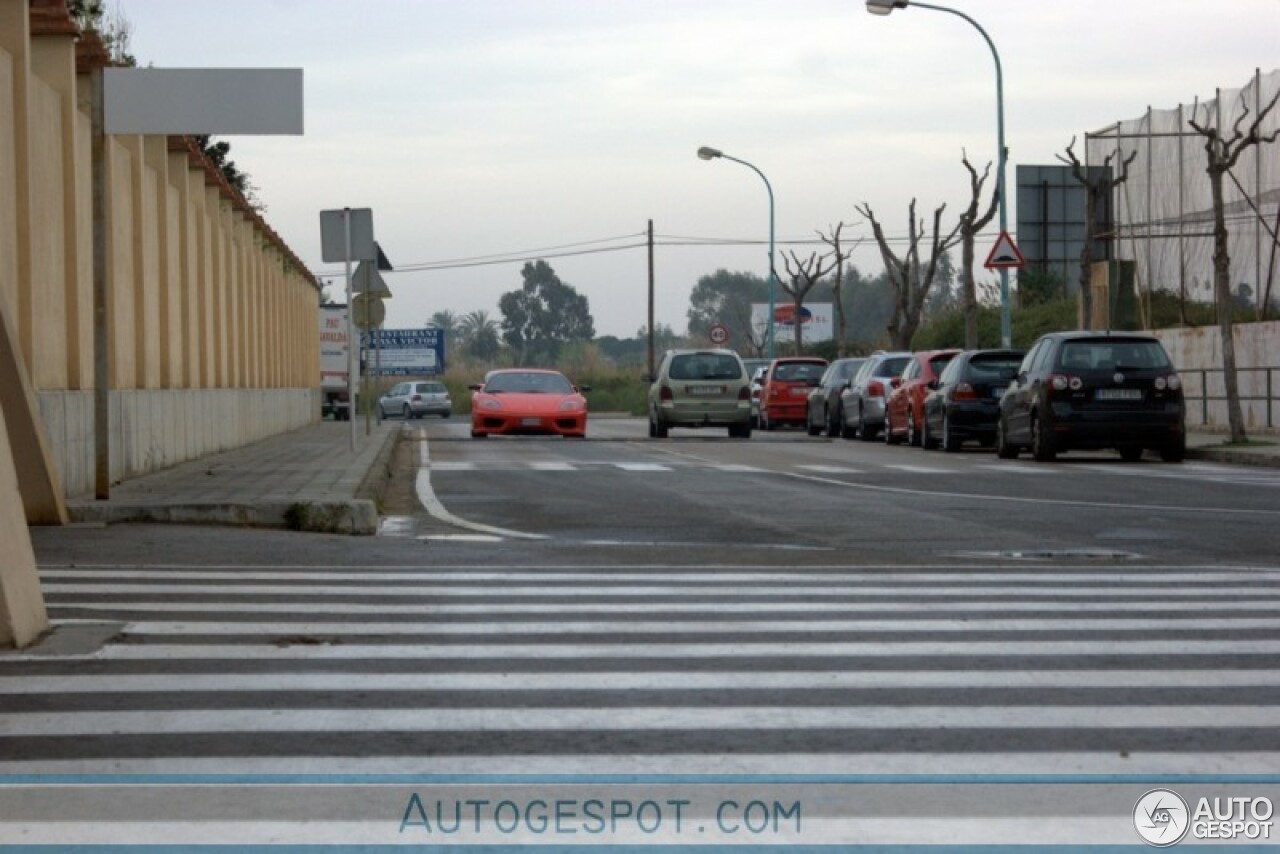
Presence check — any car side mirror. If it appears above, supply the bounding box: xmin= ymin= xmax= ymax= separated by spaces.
xmin=927 ymin=379 xmax=939 ymax=390
xmin=468 ymin=384 xmax=482 ymax=392
xmin=577 ymin=385 xmax=592 ymax=393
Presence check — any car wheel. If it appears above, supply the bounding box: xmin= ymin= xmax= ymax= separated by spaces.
xmin=859 ymin=410 xmax=878 ymax=442
xmin=921 ymin=415 xmax=937 ymax=450
xmin=807 ymin=408 xmax=822 ymax=436
xmin=1160 ymin=435 xmax=1186 ymax=463
xmin=1031 ymin=412 xmax=1057 ymax=462
xmin=884 ymin=415 xmax=901 ymax=445
xmin=995 ymin=417 xmax=1019 ymax=459
xmin=377 ymin=404 xmax=386 ymax=419
xmin=441 ymin=411 xmax=451 ymax=419
xmin=1118 ymin=445 xmax=1143 ymax=462
xmin=827 ymin=404 xmax=842 ymax=438
xmin=403 ymin=404 xmax=414 ymax=420
xmin=470 ymin=430 xmax=487 ymax=439
xmin=942 ymin=414 xmax=962 ymax=453
xmin=840 ymin=406 xmax=856 ymax=439
xmin=653 ymin=416 xmax=669 ymax=439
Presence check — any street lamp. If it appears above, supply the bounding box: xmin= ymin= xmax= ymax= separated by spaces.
xmin=866 ymin=0 xmax=1012 ymax=348
xmin=697 ymin=145 xmax=777 ymax=359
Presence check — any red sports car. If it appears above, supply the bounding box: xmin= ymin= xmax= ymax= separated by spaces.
xmin=469 ymin=369 xmax=588 ymax=438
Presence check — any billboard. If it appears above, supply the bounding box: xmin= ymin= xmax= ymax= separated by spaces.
xmin=750 ymin=302 xmax=833 ymax=343
xmin=362 ymin=328 xmax=445 ymax=376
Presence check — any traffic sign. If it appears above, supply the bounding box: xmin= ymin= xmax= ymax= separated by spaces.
xmin=984 ymin=230 xmax=1026 ymax=269
xmin=709 ymin=323 xmax=729 ymax=345
xmin=351 ymin=293 xmax=384 ymax=331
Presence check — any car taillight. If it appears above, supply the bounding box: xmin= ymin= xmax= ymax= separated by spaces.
xmin=1048 ymin=374 xmax=1083 ymax=393
xmin=410 ymin=395 xmax=422 ymax=402
xmin=1155 ymin=374 xmax=1182 ymax=391
xmin=659 ymin=386 xmax=673 ymax=402
xmin=738 ymin=386 xmax=750 ymax=401
xmin=952 ymin=382 xmax=978 ymax=401
xmin=867 ymin=380 xmax=884 ymax=397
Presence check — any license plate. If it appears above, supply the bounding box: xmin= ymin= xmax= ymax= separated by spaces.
xmin=687 ymin=385 xmax=724 ymax=396
xmin=520 ymin=417 xmax=543 ymax=426
xmin=1096 ymin=388 xmax=1142 ymax=401
xmin=790 ymin=387 xmax=809 ymax=396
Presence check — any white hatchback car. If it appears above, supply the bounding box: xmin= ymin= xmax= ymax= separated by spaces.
xmin=378 ymin=380 xmax=452 ymax=419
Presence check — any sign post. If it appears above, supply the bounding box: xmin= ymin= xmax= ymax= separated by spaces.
xmin=320 ymin=208 xmax=376 ymax=450
xmin=984 ymin=230 xmax=1026 ymax=270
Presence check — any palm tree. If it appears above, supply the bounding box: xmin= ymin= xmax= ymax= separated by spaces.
xmin=458 ymin=310 xmax=501 ymax=361
xmin=427 ymin=310 xmax=458 ymax=338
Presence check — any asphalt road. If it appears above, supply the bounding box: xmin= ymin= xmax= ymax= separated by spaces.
xmin=12 ymin=417 xmax=1280 ymax=785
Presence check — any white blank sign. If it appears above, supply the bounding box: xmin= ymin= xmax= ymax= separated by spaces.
xmin=104 ymin=68 xmax=304 ymax=135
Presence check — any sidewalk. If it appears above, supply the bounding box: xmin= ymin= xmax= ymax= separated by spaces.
xmin=58 ymin=420 xmax=1279 ymax=537
xmin=65 ymin=420 xmax=401 ymax=535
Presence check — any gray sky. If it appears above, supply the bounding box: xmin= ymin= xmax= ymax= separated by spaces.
xmin=123 ymin=0 xmax=1280 ymax=339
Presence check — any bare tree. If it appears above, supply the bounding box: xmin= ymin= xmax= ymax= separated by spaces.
xmin=1187 ymin=88 xmax=1280 ymax=443
xmin=817 ymin=222 xmax=862 ymax=357
xmin=955 ymin=151 xmax=999 ymax=349
xmin=780 ymin=251 xmax=837 ymax=355
xmin=1056 ymin=137 xmax=1138 ymax=330
xmin=855 ymin=199 xmax=961 ymax=350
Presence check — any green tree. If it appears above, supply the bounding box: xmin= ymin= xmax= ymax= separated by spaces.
xmin=685 ymin=270 xmax=770 ymax=356
xmin=458 ymin=310 xmax=501 ymax=361
xmin=192 ymin=135 xmax=261 ymax=210
xmin=428 ymin=310 xmax=458 ymax=338
xmin=498 ymin=260 xmax=595 ymax=365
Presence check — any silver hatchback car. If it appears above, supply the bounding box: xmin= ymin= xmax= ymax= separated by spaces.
xmin=647 ymin=349 xmax=752 ymax=439
xmin=378 ymin=380 xmax=452 ymax=419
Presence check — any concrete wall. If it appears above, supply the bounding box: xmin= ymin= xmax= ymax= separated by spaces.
xmin=0 ymin=1 xmax=321 ymax=513
xmin=1153 ymin=321 xmax=1280 ymax=433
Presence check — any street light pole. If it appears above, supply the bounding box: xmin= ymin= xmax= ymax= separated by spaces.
xmin=697 ymin=146 xmax=777 ymax=360
xmin=866 ymin=0 xmax=1012 ymax=348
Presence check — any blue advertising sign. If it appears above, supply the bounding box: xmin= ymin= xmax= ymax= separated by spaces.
xmin=362 ymin=328 xmax=445 ymax=376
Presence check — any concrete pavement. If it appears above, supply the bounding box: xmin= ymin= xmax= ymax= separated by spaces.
xmin=65 ymin=419 xmax=400 ymax=535
xmin=54 ymin=418 xmax=1279 ymax=536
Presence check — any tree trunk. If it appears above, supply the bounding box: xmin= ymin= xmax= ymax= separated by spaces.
xmin=962 ymin=235 xmax=978 ymax=349
xmin=1208 ymin=168 xmax=1247 ymax=442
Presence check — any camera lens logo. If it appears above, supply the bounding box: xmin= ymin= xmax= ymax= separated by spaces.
xmin=1134 ymin=789 xmax=1190 ymax=846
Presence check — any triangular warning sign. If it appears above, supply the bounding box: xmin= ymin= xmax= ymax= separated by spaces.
xmin=984 ymin=230 xmax=1026 ymax=270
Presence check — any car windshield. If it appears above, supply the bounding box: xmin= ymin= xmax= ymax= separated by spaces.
xmin=966 ymin=355 xmax=1022 ymax=381
xmin=1058 ymin=340 xmax=1172 ymax=371
xmin=484 ymin=372 xmax=573 ymax=394
xmin=875 ymin=356 xmax=910 ymax=377
xmin=669 ymin=354 xmax=742 ymax=381
xmin=773 ymin=362 xmax=824 ymax=382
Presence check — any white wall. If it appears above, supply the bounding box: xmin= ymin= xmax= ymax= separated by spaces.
xmin=1153 ymin=321 xmax=1280 ymax=432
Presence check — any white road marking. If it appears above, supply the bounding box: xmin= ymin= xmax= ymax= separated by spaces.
xmin=794 ymin=465 xmax=864 ymax=474
xmin=428 ymin=461 xmax=476 ymax=471
xmin=531 ymin=462 xmax=576 ymax=471
xmin=5 ymin=669 xmax=1279 ymax=695
xmin=613 ymin=463 xmax=672 ymax=472
xmin=0 ymin=706 xmax=1275 ymax=737
xmin=414 ymin=432 xmax=544 ymax=541
xmin=886 ymin=464 xmax=954 ymax=474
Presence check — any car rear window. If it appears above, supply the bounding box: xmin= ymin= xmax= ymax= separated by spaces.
xmin=1058 ymin=340 xmax=1171 ymax=371
xmin=773 ymin=362 xmax=825 ymax=382
xmin=669 ymin=354 xmax=742 ymax=381
xmin=415 ymin=383 xmax=446 ymax=393
xmin=966 ymin=355 xmax=1022 ymax=381
xmin=928 ymin=354 xmax=956 ymax=374
xmin=875 ymin=356 xmax=910 ymax=377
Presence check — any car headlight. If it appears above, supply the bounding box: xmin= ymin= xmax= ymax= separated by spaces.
xmin=557 ymin=397 xmax=583 ymax=412
xmin=479 ymin=398 xmax=503 ymax=410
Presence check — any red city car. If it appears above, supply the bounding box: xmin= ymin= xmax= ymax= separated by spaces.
xmin=883 ymin=349 xmax=962 ymax=446
xmin=469 ymin=369 xmax=589 ymax=438
xmin=758 ymin=357 xmax=828 ymax=431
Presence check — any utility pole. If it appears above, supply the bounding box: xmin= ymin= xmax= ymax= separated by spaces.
xmin=647 ymin=220 xmax=655 ymax=378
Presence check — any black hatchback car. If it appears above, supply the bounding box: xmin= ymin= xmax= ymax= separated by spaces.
xmin=996 ymin=332 xmax=1186 ymax=463
xmin=921 ymin=349 xmax=1024 ymax=452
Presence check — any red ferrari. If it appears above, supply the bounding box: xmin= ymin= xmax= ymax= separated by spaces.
xmin=469 ymin=369 xmax=589 ymax=438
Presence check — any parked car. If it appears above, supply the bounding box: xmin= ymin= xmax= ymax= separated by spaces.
xmin=806 ymin=357 xmax=867 ymax=437
xmin=748 ymin=365 xmax=768 ymax=428
xmin=996 ymin=332 xmax=1186 ymax=462
xmin=921 ymin=349 xmax=1025 ymax=452
xmin=468 ymin=369 xmax=588 ymax=438
xmin=758 ymin=357 xmax=828 ymax=431
xmin=647 ymin=349 xmax=752 ymax=439
xmin=377 ymin=380 xmax=451 ymax=419
xmin=883 ymin=349 xmax=962 ymax=446
xmin=838 ymin=351 xmax=911 ymax=441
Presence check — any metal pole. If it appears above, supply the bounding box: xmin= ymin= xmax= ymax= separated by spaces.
xmin=719 ymin=153 xmax=776 ymax=359
xmin=91 ymin=67 xmax=111 ymax=499
xmin=911 ymin=1 xmax=1010 ymax=347
xmin=646 ymin=219 xmax=655 ymax=378
xmin=343 ymin=208 xmax=355 ymax=451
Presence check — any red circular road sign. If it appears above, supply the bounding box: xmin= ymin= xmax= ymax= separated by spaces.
xmin=709 ymin=323 xmax=729 ymax=345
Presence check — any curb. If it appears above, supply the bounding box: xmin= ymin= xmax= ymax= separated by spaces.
xmin=68 ymin=499 xmax=380 ymax=535
xmin=1185 ymin=446 xmax=1280 ymax=469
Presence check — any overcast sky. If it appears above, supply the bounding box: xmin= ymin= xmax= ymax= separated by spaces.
xmin=123 ymin=0 xmax=1279 ymax=339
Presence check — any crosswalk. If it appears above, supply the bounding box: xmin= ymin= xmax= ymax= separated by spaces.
xmin=2 ymin=562 xmax=1278 ymax=774
xmin=428 ymin=457 xmax=1280 ymax=485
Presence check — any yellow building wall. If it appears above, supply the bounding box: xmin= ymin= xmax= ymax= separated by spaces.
xmin=0 ymin=2 xmax=322 ymax=504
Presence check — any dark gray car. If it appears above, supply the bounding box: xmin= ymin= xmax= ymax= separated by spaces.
xmin=806 ymin=357 xmax=867 ymax=437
